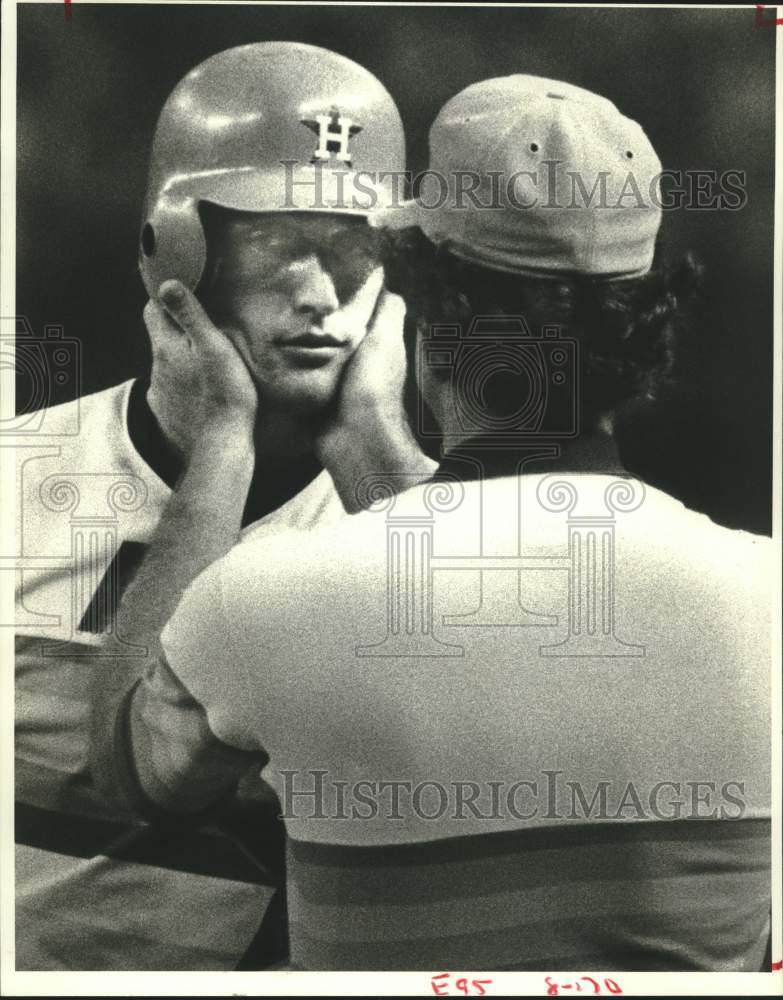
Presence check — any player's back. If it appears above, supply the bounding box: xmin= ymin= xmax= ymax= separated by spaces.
xmin=164 ymin=471 xmax=773 ymax=970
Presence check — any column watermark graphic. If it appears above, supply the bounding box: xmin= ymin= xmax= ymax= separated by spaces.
xmin=355 ymin=472 xmax=645 ymax=660
xmin=2 ymin=316 xmax=148 ymax=654
xmin=355 ymin=477 xmax=466 ymax=658
xmin=536 ymin=477 xmax=645 ymax=657
xmin=35 ymin=473 xmax=148 ymax=656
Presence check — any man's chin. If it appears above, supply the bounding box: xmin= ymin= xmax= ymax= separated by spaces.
xmin=257 ymin=372 xmax=339 ymax=418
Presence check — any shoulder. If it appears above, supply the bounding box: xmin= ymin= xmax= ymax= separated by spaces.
xmin=202 ymin=480 xmax=460 ymax=639
xmin=630 ymin=485 xmax=772 ymax=587
xmin=14 ymin=380 xmax=132 ymax=440
xmin=221 ymin=476 xmax=479 ymax=589
xmin=13 ymin=381 xmax=137 ymax=481
xmin=15 ymin=379 xmax=169 ymax=566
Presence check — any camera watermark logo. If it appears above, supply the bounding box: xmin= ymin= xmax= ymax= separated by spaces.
xmin=0 ymin=316 xmax=81 ymax=436
xmin=356 ymin=306 xmax=644 ymax=658
xmin=418 ymin=316 xmax=578 ymax=443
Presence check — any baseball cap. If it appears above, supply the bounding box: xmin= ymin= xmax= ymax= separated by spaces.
xmin=374 ymin=74 xmax=663 ymax=279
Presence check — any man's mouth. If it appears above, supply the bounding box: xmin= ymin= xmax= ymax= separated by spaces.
xmin=284 ymin=331 xmax=346 ymax=348
xmin=277 ymin=330 xmax=348 ymax=366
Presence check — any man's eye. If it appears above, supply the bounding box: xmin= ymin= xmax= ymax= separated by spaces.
xmin=246 ymin=232 xmax=309 ymax=262
xmin=330 ymin=231 xmax=380 ymax=256
xmin=330 ymin=258 xmax=379 ymax=303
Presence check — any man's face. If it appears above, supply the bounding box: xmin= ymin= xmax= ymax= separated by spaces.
xmin=201 ymin=211 xmax=384 ymax=414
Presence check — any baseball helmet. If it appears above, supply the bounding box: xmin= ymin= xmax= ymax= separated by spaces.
xmin=139 ymin=43 xmax=406 ymax=298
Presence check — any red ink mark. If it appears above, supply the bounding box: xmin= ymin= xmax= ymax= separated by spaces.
xmin=546 ymin=978 xmax=623 ymax=997
xmin=429 ymin=974 xmax=494 ymax=997
xmin=431 ymin=974 xmax=450 ymax=997
xmin=772 ymin=959 xmax=783 ymax=970
xmin=64 ymin=0 xmax=72 ymax=21
xmin=755 ymin=5 xmax=783 ymax=27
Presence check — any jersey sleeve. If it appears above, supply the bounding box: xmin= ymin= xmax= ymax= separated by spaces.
xmin=103 ymin=557 xmax=271 ymax=817
xmin=159 ymin=517 xmax=394 ymax=810
xmin=158 ymin=523 xmax=387 ymax=768
xmin=160 ymin=557 xmax=261 ymax=753
xmin=122 ymin=653 xmax=266 ymax=817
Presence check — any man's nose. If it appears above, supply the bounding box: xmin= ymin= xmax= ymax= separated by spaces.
xmin=291 ymin=256 xmax=340 ymax=318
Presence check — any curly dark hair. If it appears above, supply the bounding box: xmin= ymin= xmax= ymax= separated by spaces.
xmin=381 ymin=227 xmax=703 ymax=432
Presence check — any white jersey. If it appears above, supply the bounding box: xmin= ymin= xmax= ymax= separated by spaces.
xmin=15 ymin=379 xmax=345 ymax=646
xmin=164 ymin=470 xmax=773 ymax=843
xmin=160 ymin=471 xmax=773 ymax=969
xmin=13 ymin=379 xmax=346 ymax=970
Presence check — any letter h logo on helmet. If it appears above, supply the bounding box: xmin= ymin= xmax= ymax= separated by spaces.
xmin=302 ymin=107 xmax=362 ymax=166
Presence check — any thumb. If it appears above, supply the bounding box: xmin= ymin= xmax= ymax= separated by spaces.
xmin=158 ymin=279 xmax=224 ymax=351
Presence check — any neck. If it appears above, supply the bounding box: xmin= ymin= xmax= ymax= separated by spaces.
xmin=251 ymin=408 xmax=317 ymax=466
xmin=133 ymin=378 xmax=323 ymax=524
xmin=437 ymin=424 xmax=625 ymax=481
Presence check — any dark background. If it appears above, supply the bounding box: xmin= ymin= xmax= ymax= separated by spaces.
xmin=17 ymin=3 xmax=776 ymax=533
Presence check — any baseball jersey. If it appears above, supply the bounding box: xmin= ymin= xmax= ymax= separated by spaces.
xmin=160 ymin=470 xmax=773 ymax=970
xmin=13 ymin=378 xmax=347 ymax=970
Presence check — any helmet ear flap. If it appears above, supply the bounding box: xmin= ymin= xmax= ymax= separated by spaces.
xmin=138 ymin=196 xmax=207 ymax=300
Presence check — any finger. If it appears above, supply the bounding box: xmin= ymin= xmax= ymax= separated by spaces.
xmin=144 ymin=299 xmax=183 ymax=340
xmin=143 ymin=300 xmax=190 ymax=365
xmin=158 ymin=280 xmax=225 ymax=352
xmin=366 ymin=288 xmax=406 ymax=344
xmin=366 ymin=292 xmax=407 ymax=369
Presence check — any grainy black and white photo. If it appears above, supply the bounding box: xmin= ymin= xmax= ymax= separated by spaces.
xmin=1 ymin=1 xmax=780 ymax=994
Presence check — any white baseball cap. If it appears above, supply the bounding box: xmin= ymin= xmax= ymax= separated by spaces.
xmin=374 ymin=74 xmax=663 ymax=279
